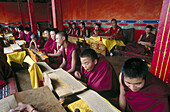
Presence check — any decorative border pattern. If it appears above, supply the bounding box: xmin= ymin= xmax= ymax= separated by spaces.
xmin=63 ymin=20 xmax=159 ymax=30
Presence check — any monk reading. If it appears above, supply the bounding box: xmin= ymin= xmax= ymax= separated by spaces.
xmin=74 ymin=48 xmax=119 ymax=98
xmin=125 ymin=25 xmax=156 ymax=55
xmin=56 ymin=31 xmax=80 ymax=74
xmin=24 ymin=27 xmax=31 ymax=45
xmin=70 ymin=22 xmax=79 ymax=36
xmin=119 ymin=58 xmax=170 ymax=112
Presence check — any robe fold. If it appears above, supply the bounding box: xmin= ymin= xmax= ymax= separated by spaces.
xmin=80 ymin=27 xmax=88 ymax=37
xmin=39 ymin=38 xmax=54 ymax=53
xmin=121 ymin=73 xmax=170 ymax=112
xmin=48 ymin=41 xmax=62 ymax=69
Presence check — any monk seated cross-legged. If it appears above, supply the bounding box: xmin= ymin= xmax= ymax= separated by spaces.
xmin=125 ymin=25 xmax=156 ymax=55
xmin=74 ymin=48 xmax=120 ymax=98
xmin=119 ymin=58 xmax=170 ymax=112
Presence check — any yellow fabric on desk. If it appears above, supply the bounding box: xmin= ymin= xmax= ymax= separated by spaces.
xmin=7 ymin=51 xmax=26 ymax=66
xmin=90 ymin=36 xmax=101 ymax=41
xmin=68 ymin=98 xmax=120 ymax=112
xmin=102 ymin=38 xmax=125 ymax=52
xmin=9 ymin=36 xmax=15 ymax=40
xmin=24 ymin=55 xmax=44 ymax=89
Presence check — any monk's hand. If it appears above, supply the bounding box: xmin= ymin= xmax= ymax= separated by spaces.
xmin=74 ymin=71 xmax=81 ymax=79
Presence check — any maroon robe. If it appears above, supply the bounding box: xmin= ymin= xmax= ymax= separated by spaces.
xmin=110 ymin=26 xmax=124 ymax=41
xmin=36 ymin=37 xmax=45 ymax=49
xmin=125 ymin=33 xmax=156 ymax=55
xmin=80 ymin=27 xmax=88 ymax=37
xmin=0 ymin=52 xmax=13 ymax=89
xmin=25 ymin=32 xmax=31 ymax=44
xmin=62 ymin=42 xmax=79 ymax=72
xmin=48 ymin=41 xmax=62 ymax=69
xmin=121 ymin=73 xmax=170 ymax=112
xmin=80 ymin=56 xmax=119 ymax=96
xmin=18 ymin=31 xmax=25 ymax=40
xmin=71 ymin=28 xmax=79 ymax=36
xmin=39 ymin=38 xmax=54 ymax=53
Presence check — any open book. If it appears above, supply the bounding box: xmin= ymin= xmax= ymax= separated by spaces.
xmin=4 ymin=47 xmax=13 ymax=54
xmin=0 ymin=87 xmax=66 ymax=112
xmin=36 ymin=62 xmax=54 ymax=74
xmin=10 ymin=44 xmax=22 ymax=52
xmin=15 ymin=40 xmax=25 ymax=46
xmin=77 ymin=90 xmax=120 ymax=112
xmin=44 ymin=68 xmax=87 ymax=97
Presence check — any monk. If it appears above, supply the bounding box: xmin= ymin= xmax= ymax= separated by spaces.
xmin=39 ymin=28 xmax=54 ymax=53
xmin=119 ymin=58 xmax=170 ymax=112
xmin=17 ymin=26 xmax=25 ymax=40
xmin=104 ymin=19 xmax=124 ymax=41
xmin=0 ymin=51 xmax=13 ymax=89
xmin=80 ymin=22 xmax=89 ymax=37
xmin=24 ymin=27 xmax=31 ymax=44
xmin=29 ymin=33 xmax=45 ymax=50
xmin=56 ymin=31 xmax=80 ymax=73
xmin=125 ymin=25 xmax=156 ymax=55
xmin=66 ymin=23 xmax=72 ymax=35
xmin=93 ymin=23 xmax=104 ymax=37
xmin=70 ymin=22 xmax=79 ymax=36
xmin=74 ymin=48 xmax=119 ymax=98
xmin=45 ymin=28 xmax=63 ymax=69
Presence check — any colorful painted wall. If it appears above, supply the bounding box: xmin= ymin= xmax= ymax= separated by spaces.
xmin=0 ymin=2 xmax=49 ymax=28
xmin=62 ymin=0 xmax=163 ymax=41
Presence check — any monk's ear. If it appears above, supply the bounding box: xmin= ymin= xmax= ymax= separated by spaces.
xmin=62 ymin=36 xmax=65 ymax=41
xmin=94 ymin=59 xmax=97 ymax=65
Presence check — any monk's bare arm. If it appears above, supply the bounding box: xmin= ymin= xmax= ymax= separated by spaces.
xmin=47 ymin=46 xmax=63 ymax=57
xmin=137 ymin=35 xmax=152 ymax=46
xmin=59 ymin=57 xmax=66 ymax=68
xmin=119 ymin=73 xmax=126 ymax=111
xmin=67 ymin=50 xmax=76 ymax=73
xmin=86 ymin=29 xmax=89 ymax=37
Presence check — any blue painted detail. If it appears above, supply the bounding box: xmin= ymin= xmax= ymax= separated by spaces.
xmin=117 ymin=20 xmax=121 ymax=23
xmin=143 ymin=20 xmax=159 ymax=23
xmin=91 ymin=20 xmax=97 ymax=22
xmin=70 ymin=20 xmax=74 ymax=22
xmin=100 ymin=20 xmax=108 ymax=22
xmin=82 ymin=20 xmax=88 ymax=22
xmin=0 ymin=22 xmax=21 ymax=25
xmin=125 ymin=20 xmax=137 ymax=23
xmin=64 ymin=20 xmax=69 ymax=22
xmin=76 ymin=20 xmax=81 ymax=22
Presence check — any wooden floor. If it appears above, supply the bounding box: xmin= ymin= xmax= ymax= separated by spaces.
xmin=14 ymin=55 xmax=129 ymax=91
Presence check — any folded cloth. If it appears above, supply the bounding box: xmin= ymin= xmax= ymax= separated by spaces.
xmin=24 ymin=55 xmax=44 ymax=88
xmin=7 ymin=51 xmax=26 ymax=66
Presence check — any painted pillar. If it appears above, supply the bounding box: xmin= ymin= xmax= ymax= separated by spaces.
xmin=150 ymin=0 xmax=170 ymax=84
xmin=17 ymin=0 xmax=25 ymax=28
xmin=51 ymin=0 xmax=63 ymax=30
xmin=28 ymin=0 xmax=37 ymax=34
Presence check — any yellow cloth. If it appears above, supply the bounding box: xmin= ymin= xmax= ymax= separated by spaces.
xmin=90 ymin=36 xmax=101 ymax=41
xmin=7 ymin=51 xmax=26 ymax=66
xmin=68 ymin=99 xmax=93 ymax=112
xmin=102 ymin=39 xmax=125 ymax=52
xmin=90 ymin=36 xmax=125 ymax=52
xmin=24 ymin=55 xmax=44 ymax=89
xmin=9 ymin=36 xmax=15 ymax=40
xmin=68 ymin=99 xmax=120 ymax=112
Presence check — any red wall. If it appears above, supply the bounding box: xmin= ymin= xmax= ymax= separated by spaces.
xmin=0 ymin=2 xmax=48 ymax=23
xmin=62 ymin=0 xmax=163 ymax=20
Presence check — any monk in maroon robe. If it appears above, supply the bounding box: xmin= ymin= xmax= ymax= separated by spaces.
xmin=70 ymin=22 xmax=79 ymax=36
xmin=93 ymin=23 xmax=104 ymax=36
xmin=125 ymin=25 xmax=156 ymax=55
xmin=39 ymin=28 xmax=54 ymax=53
xmin=80 ymin=22 xmax=89 ymax=37
xmin=119 ymin=58 xmax=170 ymax=112
xmin=24 ymin=27 xmax=31 ymax=45
xmin=56 ymin=31 xmax=80 ymax=74
xmin=66 ymin=23 xmax=72 ymax=35
xmin=104 ymin=19 xmax=124 ymax=41
xmin=75 ymin=48 xmax=119 ymax=98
